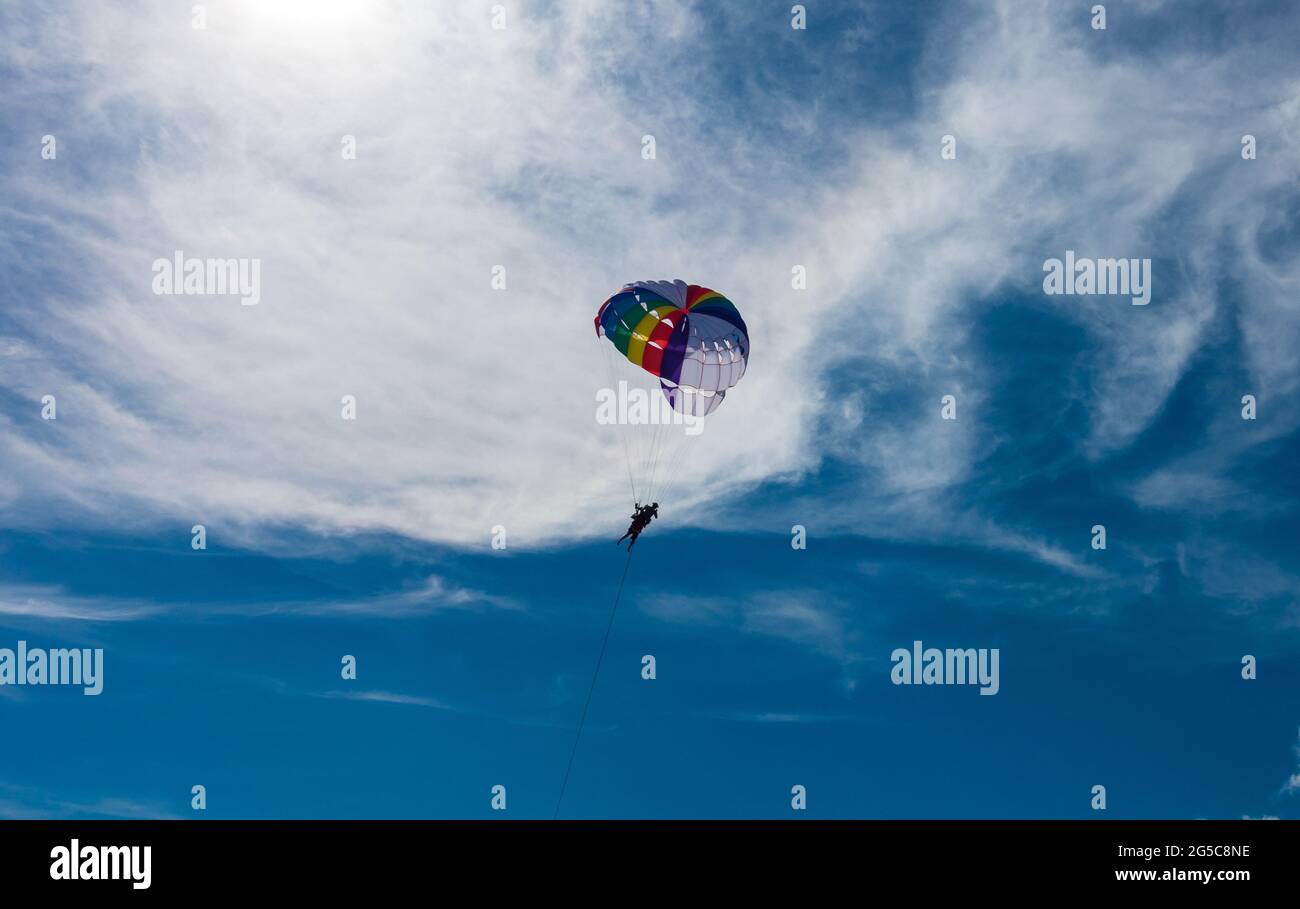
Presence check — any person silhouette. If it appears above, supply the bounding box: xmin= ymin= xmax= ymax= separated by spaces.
xmin=616 ymin=502 xmax=659 ymax=549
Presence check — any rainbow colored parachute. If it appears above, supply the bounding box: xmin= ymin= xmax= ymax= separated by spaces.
xmin=595 ymin=280 xmax=749 ymax=417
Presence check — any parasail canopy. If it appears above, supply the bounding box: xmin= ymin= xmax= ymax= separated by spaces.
xmin=595 ymin=279 xmax=749 ymax=417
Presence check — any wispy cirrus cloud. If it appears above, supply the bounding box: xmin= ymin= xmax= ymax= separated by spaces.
xmin=315 ymin=690 xmax=450 ymax=710
xmin=0 ymin=781 xmax=180 ymax=820
xmin=0 ymin=584 xmax=162 ymax=622
xmin=708 ymin=711 xmax=850 ymax=725
xmin=0 ymin=574 xmax=514 ymax=623
xmin=243 ymin=574 xmax=520 ymax=618
xmin=0 ymin=0 xmax=1295 ymax=595
xmin=642 ymin=589 xmax=860 ymax=664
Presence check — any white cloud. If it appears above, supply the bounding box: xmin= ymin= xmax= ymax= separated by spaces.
xmin=710 ymin=711 xmax=849 ymax=724
xmin=1284 ymin=728 xmax=1300 ymax=795
xmin=0 ymin=584 xmax=162 ymax=622
xmin=253 ymin=575 xmax=520 ymax=617
xmin=0 ymin=0 xmax=1296 ymax=568
xmin=317 ymin=690 xmax=449 ymax=709
xmin=642 ymin=589 xmax=858 ymax=664
xmin=0 ymin=781 xmax=179 ymax=819
xmin=1130 ymin=467 xmax=1247 ymax=514
xmin=741 ymin=592 xmax=854 ymax=661
xmin=0 ymin=575 xmax=513 ymax=622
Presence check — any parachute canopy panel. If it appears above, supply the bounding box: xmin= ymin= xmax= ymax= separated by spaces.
xmin=595 ymin=279 xmax=749 ymax=417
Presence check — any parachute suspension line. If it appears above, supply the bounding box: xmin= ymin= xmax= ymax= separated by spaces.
xmin=655 ymin=424 xmax=692 ymax=504
xmin=647 ymin=419 xmax=678 ymax=504
xmin=659 ymin=422 xmax=679 ymax=495
xmin=640 ymin=397 xmax=668 ymax=505
xmin=621 ymin=413 xmax=639 ymax=507
xmin=644 ymin=409 xmax=668 ymax=503
xmin=554 ymin=546 xmax=634 ymax=819
xmin=646 ymin=420 xmax=669 ymax=503
xmin=656 ymin=434 xmax=678 ymax=502
xmin=652 ymin=439 xmax=675 ymax=504
xmin=638 ymin=417 xmax=654 ymax=502
xmin=651 ymin=403 xmax=685 ymax=503
xmin=601 ymin=340 xmax=639 ymax=507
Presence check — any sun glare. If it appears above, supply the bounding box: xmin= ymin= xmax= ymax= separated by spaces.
xmin=239 ymin=0 xmax=377 ymax=43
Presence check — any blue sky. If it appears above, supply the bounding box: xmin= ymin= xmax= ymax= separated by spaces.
xmin=1 ymin=0 xmax=1299 ymax=819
